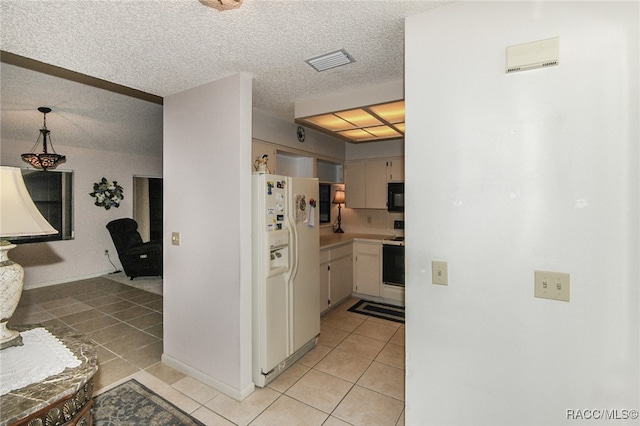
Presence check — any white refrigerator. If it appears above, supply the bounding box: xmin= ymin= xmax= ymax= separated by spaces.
xmin=252 ymin=173 xmax=320 ymax=387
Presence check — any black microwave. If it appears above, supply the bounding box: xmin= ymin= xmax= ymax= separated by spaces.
xmin=387 ymin=182 xmax=404 ymax=212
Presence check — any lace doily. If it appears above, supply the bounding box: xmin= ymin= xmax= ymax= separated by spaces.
xmin=0 ymin=328 xmax=80 ymax=395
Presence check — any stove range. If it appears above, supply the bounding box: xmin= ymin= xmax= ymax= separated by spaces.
xmin=383 ymin=236 xmax=405 ymax=246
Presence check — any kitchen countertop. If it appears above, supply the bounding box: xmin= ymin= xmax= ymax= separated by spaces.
xmin=320 ymin=232 xmax=394 ymax=249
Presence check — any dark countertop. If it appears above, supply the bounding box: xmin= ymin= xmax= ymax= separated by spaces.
xmin=0 ymin=326 xmax=98 ymax=426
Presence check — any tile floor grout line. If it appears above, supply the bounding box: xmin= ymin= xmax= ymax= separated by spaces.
xmin=15 ymin=282 xmax=404 ymax=425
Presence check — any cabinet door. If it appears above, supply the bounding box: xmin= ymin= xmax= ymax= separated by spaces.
xmin=386 ymin=157 xmax=404 ymax=182
xmin=331 ymin=253 xmax=353 ymax=304
xmin=353 ymin=241 xmax=381 ymax=297
xmin=365 ymin=158 xmax=388 ymax=209
xmin=344 ymin=161 xmax=366 ymax=208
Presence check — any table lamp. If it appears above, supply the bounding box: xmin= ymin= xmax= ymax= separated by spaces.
xmin=0 ymin=166 xmax=58 ymax=349
xmin=332 ymin=189 xmax=345 ymax=233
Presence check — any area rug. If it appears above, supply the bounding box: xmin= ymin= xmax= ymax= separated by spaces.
xmin=93 ymin=379 xmax=204 ymax=426
xmin=347 ymin=299 xmax=405 ymax=323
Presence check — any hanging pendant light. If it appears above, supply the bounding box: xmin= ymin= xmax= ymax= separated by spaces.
xmin=199 ymin=0 xmax=242 ymax=11
xmin=21 ymin=107 xmax=66 ymax=171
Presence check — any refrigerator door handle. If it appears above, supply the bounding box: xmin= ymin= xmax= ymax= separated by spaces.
xmin=288 ymin=210 xmax=299 ymax=284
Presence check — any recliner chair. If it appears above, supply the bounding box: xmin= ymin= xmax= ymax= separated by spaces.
xmin=106 ymin=218 xmax=162 ymax=279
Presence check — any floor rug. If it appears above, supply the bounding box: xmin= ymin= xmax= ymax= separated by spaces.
xmin=347 ymin=299 xmax=405 ymax=324
xmin=93 ymin=379 xmax=204 ymax=426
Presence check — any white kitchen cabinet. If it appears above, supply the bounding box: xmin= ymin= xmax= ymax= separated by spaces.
xmin=319 ymin=243 xmax=353 ymax=313
xmin=365 ymin=158 xmax=388 ymax=209
xmin=344 ymin=160 xmax=366 ymax=208
xmin=353 ymin=240 xmax=381 ymax=298
xmin=386 ymin=157 xmax=404 ymax=182
xmin=344 ymin=159 xmax=386 ymax=209
xmin=345 ymin=157 xmax=404 ymax=209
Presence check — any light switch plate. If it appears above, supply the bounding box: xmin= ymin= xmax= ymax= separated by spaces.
xmin=171 ymin=232 xmax=181 ymax=246
xmin=432 ymin=261 xmax=448 ymax=286
xmin=534 ymin=270 xmax=570 ymax=302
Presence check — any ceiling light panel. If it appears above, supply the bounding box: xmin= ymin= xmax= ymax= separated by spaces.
xmin=305 ymin=49 xmax=355 ymax=72
xmin=365 ymin=125 xmax=402 ymax=138
xmin=369 ymin=101 xmax=405 ymax=123
xmin=295 ymin=99 xmax=405 ymax=143
xmin=335 ymin=109 xmax=383 ymax=128
xmin=338 ymin=129 xmax=376 ymax=142
xmin=304 ymin=114 xmax=356 ymax=131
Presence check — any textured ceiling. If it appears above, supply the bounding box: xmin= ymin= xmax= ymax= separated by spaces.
xmin=1 ymin=0 xmax=451 ymax=156
xmin=1 ymin=0 xmax=449 ymax=118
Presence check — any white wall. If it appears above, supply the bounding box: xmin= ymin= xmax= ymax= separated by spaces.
xmin=162 ymin=73 xmax=254 ymax=400
xmin=253 ymin=108 xmax=345 ymax=160
xmin=1 ymin=133 xmax=162 ymax=289
xmin=405 ymin=2 xmax=638 ymax=425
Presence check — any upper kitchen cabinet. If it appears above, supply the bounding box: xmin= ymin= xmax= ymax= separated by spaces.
xmin=345 ymin=156 xmax=403 ymax=209
xmin=386 ymin=157 xmax=404 ymax=182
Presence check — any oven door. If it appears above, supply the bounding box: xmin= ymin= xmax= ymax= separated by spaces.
xmin=383 ymin=244 xmax=405 ymax=286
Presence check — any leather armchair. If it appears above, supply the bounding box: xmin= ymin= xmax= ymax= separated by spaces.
xmin=106 ymin=218 xmax=162 ymax=279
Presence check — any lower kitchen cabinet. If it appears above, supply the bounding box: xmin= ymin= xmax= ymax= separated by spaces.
xmin=353 ymin=240 xmax=382 ymax=298
xmin=319 ymin=243 xmax=353 ymax=313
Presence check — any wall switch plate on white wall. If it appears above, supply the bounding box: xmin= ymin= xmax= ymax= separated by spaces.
xmin=534 ymin=270 xmax=570 ymax=302
xmin=171 ymin=232 xmax=181 ymax=246
xmin=432 ymin=261 xmax=448 ymax=285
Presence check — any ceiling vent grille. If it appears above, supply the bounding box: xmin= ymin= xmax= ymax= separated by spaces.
xmin=305 ymin=49 xmax=355 ymax=72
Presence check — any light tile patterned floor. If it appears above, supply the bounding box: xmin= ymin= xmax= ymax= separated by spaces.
xmin=10 ymin=277 xmax=405 ymax=425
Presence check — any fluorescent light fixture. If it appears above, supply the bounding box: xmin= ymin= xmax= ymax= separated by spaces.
xmin=335 ymin=109 xmax=383 ymax=128
xmin=305 ymin=49 xmax=355 ymax=72
xmin=296 ymin=100 xmax=405 ymax=143
xmin=305 ymin=114 xmax=356 ymax=131
xmin=365 ymin=125 xmax=402 ymax=138
xmin=370 ymin=101 xmax=405 ymax=124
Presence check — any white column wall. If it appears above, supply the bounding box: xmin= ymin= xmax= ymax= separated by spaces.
xmin=162 ymin=73 xmax=254 ymax=399
xmin=405 ymin=2 xmax=639 ymax=425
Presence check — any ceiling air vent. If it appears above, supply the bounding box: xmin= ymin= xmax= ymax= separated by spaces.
xmin=506 ymin=37 xmax=559 ymax=73
xmin=305 ymin=49 xmax=355 ymax=72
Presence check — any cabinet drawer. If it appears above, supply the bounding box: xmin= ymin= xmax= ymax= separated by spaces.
xmin=330 ymin=244 xmax=352 ymax=260
xmin=354 ymin=242 xmax=381 ymax=256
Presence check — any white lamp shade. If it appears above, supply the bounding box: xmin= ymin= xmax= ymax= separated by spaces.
xmin=332 ymin=190 xmax=346 ymax=204
xmin=0 ymin=166 xmax=58 ymax=238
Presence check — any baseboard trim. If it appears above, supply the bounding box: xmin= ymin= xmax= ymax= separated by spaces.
xmin=161 ymin=353 xmax=255 ymax=401
xmin=23 ymin=271 xmax=116 ymax=290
